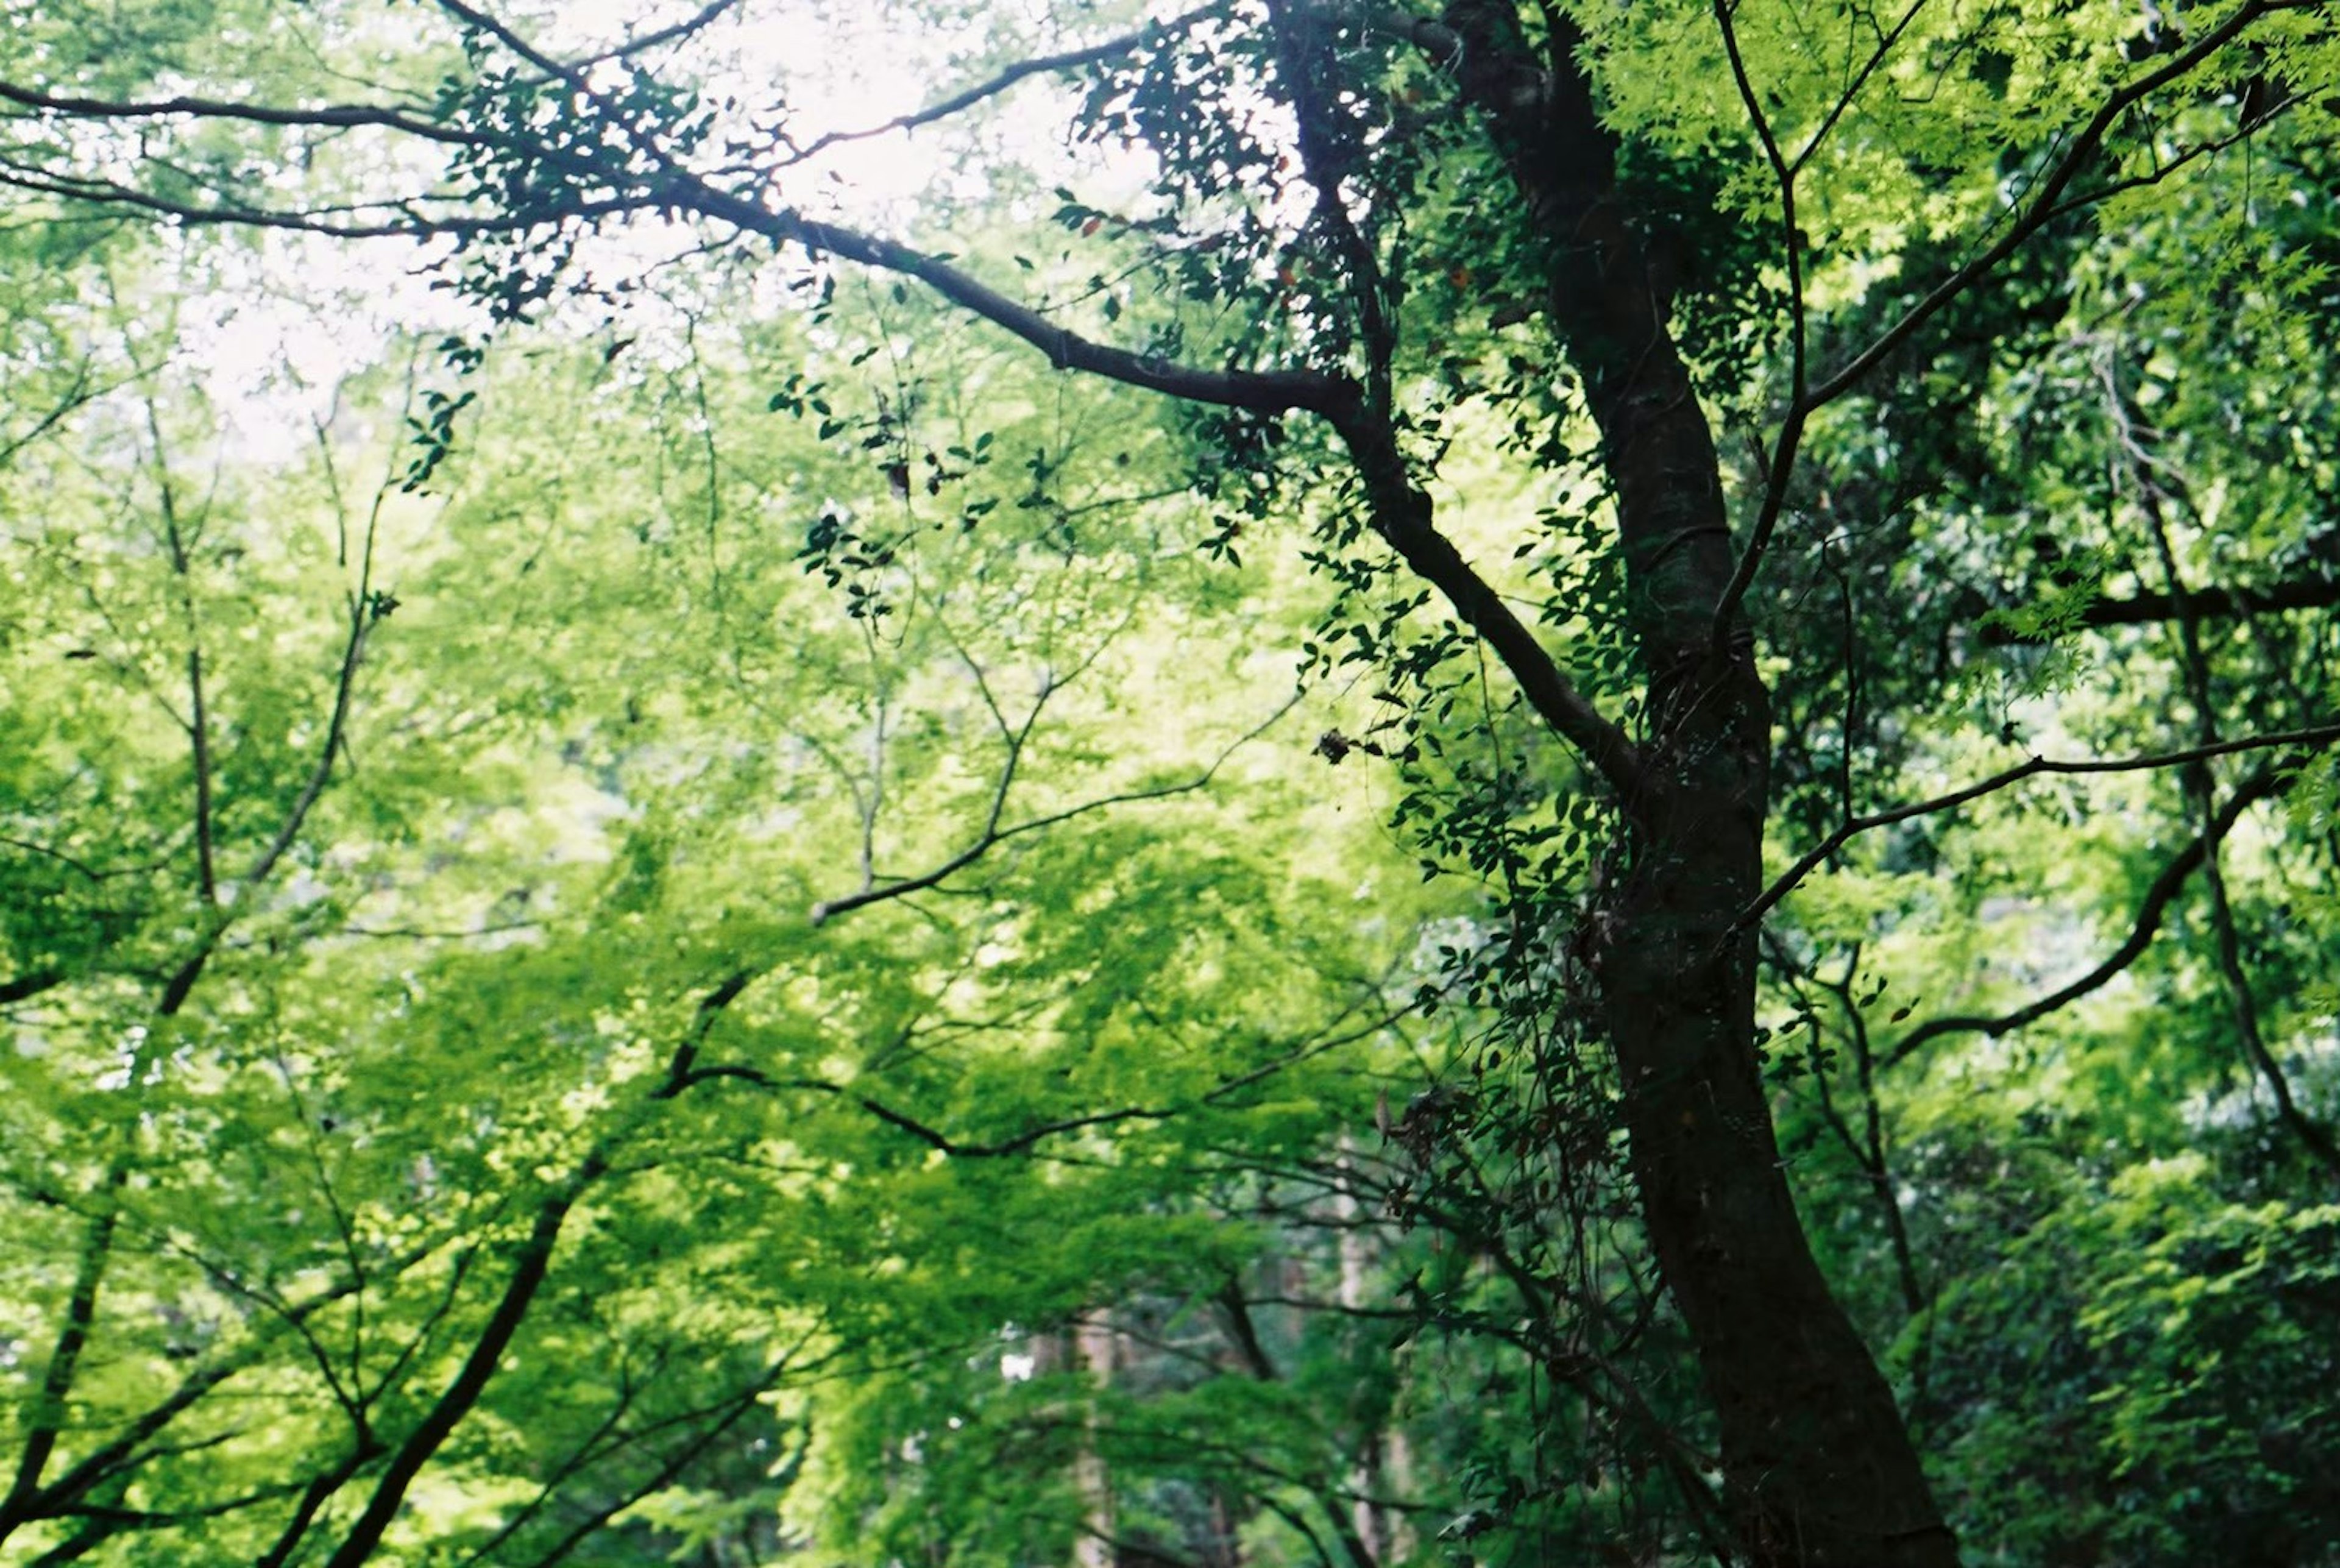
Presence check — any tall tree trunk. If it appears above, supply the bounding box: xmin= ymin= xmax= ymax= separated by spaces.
xmin=1436 ymin=5 xmax=1959 ymax=1561
xmin=1073 ymin=1317 xmax=1119 ymax=1568
xmin=1337 ymin=1144 xmax=1409 ymax=1568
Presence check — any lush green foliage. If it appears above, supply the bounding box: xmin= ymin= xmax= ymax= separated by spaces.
xmin=3 ymin=1 xmax=2339 ymax=1564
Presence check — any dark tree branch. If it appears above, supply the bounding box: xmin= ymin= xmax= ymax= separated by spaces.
xmin=311 ymin=971 xmax=753 ymax=1568
xmin=2116 ymin=374 xmax=2340 ymax=1180
xmin=1787 ymin=0 xmax=1930 ymax=177
xmin=1745 ymin=722 xmax=2340 ymax=929
xmin=1978 ymin=574 xmax=2340 ymax=642
xmin=1704 ymin=0 xmax=1807 ymax=644
xmin=572 ymin=0 xmax=753 ymax=68
xmin=0 ymin=163 xmax=641 ymax=241
xmin=785 ymin=4 xmax=1227 ymax=165
xmin=0 ymin=1165 xmax=129 ymax=1542
xmin=315 ymin=1163 xmax=603 ymax=1568
xmin=1720 ymin=0 xmax=2300 ymax=628
xmin=16 ymin=1243 xmax=426 ymax=1531
xmin=1882 ymin=768 xmax=2282 ymax=1070
xmin=459 ymin=1357 xmax=798 ymax=1568
xmin=0 ymin=81 xmax=488 ymax=146
xmin=0 ymin=968 xmax=64 ymax=1005
xmin=1268 ymin=0 xmax=1399 ymax=408
xmin=4 ymin=43 xmax=1645 ymax=800
xmin=146 ymin=410 xmax=218 ymax=907
xmin=695 ymin=1001 xmax=1414 ymax=1160
xmin=1313 ymin=401 xmax=1647 ymax=797
xmin=253 ymin=1441 xmax=382 ymax=1568
xmin=1214 ymin=1282 xmax=1282 ymax=1382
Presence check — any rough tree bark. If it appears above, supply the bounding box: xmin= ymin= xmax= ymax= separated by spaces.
xmin=1423 ymin=5 xmax=1960 ymax=1563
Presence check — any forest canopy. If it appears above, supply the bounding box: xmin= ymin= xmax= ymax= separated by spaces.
xmin=2 ymin=1 xmax=2338 ymax=1565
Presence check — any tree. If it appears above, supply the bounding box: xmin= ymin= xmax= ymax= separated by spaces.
xmin=0 ymin=244 xmax=1434 ymax=1564
xmin=3 ymin=1 xmax=2338 ymax=1563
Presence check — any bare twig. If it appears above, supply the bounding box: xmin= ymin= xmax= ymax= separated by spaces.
xmin=785 ymin=4 xmax=1226 ymax=165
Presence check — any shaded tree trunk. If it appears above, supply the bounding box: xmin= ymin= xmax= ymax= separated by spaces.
xmin=1434 ymin=5 xmax=1959 ymax=1562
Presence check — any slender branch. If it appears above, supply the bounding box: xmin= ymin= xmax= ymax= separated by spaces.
xmin=430 ymin=0 xmax=574 ymax=79
xmin=140 ymin=386 xmax=219 ymax=907
xmin=315 ymin=1158 xmax=605 ymax=1568
xmin=702 ymin=999 xmax=1414 ymax=1160
xmin=2118 ymin=372 xmax=2340 ymax=1179
xmin=1882 ymin=768 xmax=2281 ymax=1070
xmin=0 ymin=1166 xmax=130 ymax=1541
xmin=29 ymin=1472 xmax=318 ymax=1567
xmin=1705 ymin=0 xmax=1807 ymax=643
xmin=0 ymin=165 xmax=640 ymax=241
xmin=1742 ymin=722 xmax=2340 ymax=929
xmin=2030 ymin=95 xmax=2308 ymax=229
xmin=573 ymin=0 xmax=752 ymax=68
xmin=1806 ymin=0 xmax=2294 ymax=410
xmin=1268 ymin=0 xmax=1398 ymax=408
xmin=707 ymin=193 xmax=1355 ymax=417
xmin=810 ymin=691 xmax=1304 ymax=924
xmin=662 ymin=968 xmax=755 ymax=1091
xmin=313 ymin=971 xmax=752 ymax=1568
xmin=1787 ymin=0 xmax=1930 ymax=176
xmin=0 ymin=81 xmax=488 ymax=146
xmin=785 ymin=4 xmax=1227 ymax=165
xmin=22 ymin=1231 xmax=447 ymax=1528
xmin=509 ymin=1391 xmax=784 ymax=1568
xmin=185 ymin=649 xmax=217 ymax=903
xmin=239 ymin=576 xmax=375 ymax=893
xmin=1319 ymin=410 xmax=1647 ymax=798
xmin=459 ymin=1357 xmax=799 ymax=1568
xmin=0 ymin=361 xmax=105 ymax=467
xmin=254 ymin=1442 xmax=382 ymax=1568
xmin=0 ymin=835 xmax=146 ymax=884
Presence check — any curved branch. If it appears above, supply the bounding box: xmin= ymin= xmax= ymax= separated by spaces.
xmin=1743 ymin=720 xmax=2340 ymax=929
xmin=1807 ymin=0 xmax=2298 ymax=410
xmin=810 ymin=691 xmax=1304 ymax=924
xmin=1882 ymin=767 xmax=2281 ymax=1070
xmin=11 ymin=22 xmax=1639 ymax=800
xmin=573 ymin=0 xmax=753 ymax=68
xmin=716 ymin=195 xmax=1355 ymax=416
xmin=311 ymin=971 xmax=751 ymax=1568
xmin=1703 ymin=0 xmax=1806 ymax=644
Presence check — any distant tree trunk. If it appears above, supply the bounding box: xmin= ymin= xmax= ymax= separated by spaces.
xmin=1073 ymin=1317 xmax=1118 ymax=1568
xmin=1337 ymin=1145 xmax=1409 ymax=1568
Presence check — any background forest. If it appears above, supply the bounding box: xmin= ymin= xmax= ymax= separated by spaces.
xmin=1 ymin=1 xmax=2338 ymax=1565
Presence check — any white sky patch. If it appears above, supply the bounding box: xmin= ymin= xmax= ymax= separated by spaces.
xmin=166 ymin=1 xmax=1177 ymax=451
